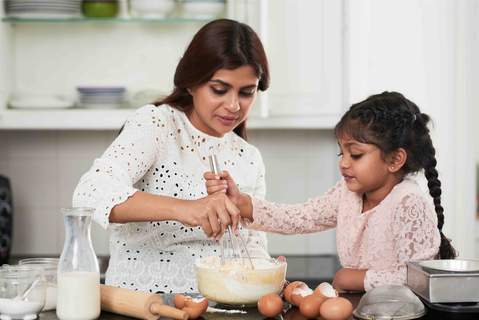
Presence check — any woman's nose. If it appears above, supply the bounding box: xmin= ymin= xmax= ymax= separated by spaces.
xmin=225 ymin=94 xmax=240 ymax=112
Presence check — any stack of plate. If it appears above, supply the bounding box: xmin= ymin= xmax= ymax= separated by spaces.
xmin=77 ymin=86 xmax=127 ymax=109
xmin=4 ymin=0 xmax=83 ymax=19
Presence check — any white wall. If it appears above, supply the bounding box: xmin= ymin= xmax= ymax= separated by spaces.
xmin=346 ymin=0 xmax=477 ymax=258
xmin=0 ymin=129 xmax=339 ymax=256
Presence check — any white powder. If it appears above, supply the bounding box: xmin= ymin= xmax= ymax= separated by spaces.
xmin=0 ymin=298 xmax=43 ymax=320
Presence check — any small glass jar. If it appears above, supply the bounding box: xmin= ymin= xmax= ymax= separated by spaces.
xmin=18 ymin=258 xmax=59 ymax=311
xmin=0 ymin=265 xmax=46 ymax=320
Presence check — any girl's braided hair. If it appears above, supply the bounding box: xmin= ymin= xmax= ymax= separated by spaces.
xmin=334 ymin=91 xmax=456 ymax=259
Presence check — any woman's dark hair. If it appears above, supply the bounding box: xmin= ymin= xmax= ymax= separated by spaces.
xmin=334 ymin=91 xmax=456 ymax=259
xmin=155 ymin=19 xmax=270 ymax=140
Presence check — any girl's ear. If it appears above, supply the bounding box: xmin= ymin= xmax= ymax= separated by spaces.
xmin=387 ymin=148 xmax=407 ymax=173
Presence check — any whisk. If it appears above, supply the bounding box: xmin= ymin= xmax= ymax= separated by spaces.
xmin=208 ymin=155 xmax=255 ymax=270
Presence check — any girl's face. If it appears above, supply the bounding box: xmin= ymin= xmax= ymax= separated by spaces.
xmin=337 ymin=137 xmax=392 ymax=196
xmin=187 ymin=65 xmax=259 ymax=137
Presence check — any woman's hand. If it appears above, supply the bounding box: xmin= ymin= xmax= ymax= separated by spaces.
xmin=176 ymin=193 xmax=240 ymax=239
xmin=332 ymin=268 xmax=366 ymax=292
xmin=204 ymin=170 xmax=254 ymax=221
xmin=204 ymin=170 xmax=242 ymax=204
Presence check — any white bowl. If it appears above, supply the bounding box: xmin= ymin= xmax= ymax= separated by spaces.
xmin=195 ymin=256 xmax=286 ymax=305
xmin=130 ymin=0 xmax=176 ymax=18
xmin=180 ymin=0 xmax=225 ymax=19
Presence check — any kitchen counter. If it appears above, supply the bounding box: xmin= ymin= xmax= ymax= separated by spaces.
xmin=38 ymin=293 xmax=479 ymax=320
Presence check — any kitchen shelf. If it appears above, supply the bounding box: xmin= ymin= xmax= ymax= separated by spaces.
xmin=1 ymin=16 xmax=213 ymax=24
xmin=0 ymin=109 xmax=340 ymax=130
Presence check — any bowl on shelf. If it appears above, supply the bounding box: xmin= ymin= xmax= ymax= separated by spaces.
xmin=129 ymin=0 xmax=177 ymax=18
xmin=179 ymin=0 xmax=225 ymax=19
xmin=82 ymin=0 xmax=119 ymax=18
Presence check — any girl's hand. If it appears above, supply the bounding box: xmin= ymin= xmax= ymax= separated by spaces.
xmin=204 ymin=170 xmax=242 ymax=205
xmin=176 ymin=193 xmax=240 ymax=238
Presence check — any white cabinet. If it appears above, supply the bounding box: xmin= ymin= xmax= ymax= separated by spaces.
xmin=262 ymin=0 xmax=345 ymax=120
xmin=0 ymin=0 xmax=345 ymax=130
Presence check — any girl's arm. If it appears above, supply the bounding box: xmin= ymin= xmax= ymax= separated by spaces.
xmin=363 ymin=193 xmax=440 ymax=290
xmin=332 ymin=268 xmax=367 ymax=292
xmin=205 ymin=171 xmax=343 ymax=234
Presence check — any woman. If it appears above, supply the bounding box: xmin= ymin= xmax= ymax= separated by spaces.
xmin=73 ymin=19 xmax=271 ymax=294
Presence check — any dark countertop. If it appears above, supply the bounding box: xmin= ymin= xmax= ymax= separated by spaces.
xmin=10 ymin=255 xmax=479 ymax=319
xmin=37 ymin=293 xmax=479 ymax=320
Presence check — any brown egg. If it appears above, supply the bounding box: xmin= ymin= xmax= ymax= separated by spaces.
xmin=257 ymin=293 xmax=284 ymax=318
xmin=299 ymin=293 xmax=327 ymax=318
xmin=319 ymin=297 xmax=353 ymax=320
xmin=173 ymin=294 xmax=189 ymax=309
xmin=283 ymin=281 xmax=307 ymax=304
xmin=284 ymin=307 xmax=308 ymax=320
xmin=173 ymin=295 xmax=208 ymax=319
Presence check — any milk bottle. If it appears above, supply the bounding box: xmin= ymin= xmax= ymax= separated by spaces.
xmin=57 ymin=208 xmax=100 ymax=320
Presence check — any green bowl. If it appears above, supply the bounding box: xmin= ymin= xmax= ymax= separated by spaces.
xmin=82 ymin=1 xmax=119 ymax=18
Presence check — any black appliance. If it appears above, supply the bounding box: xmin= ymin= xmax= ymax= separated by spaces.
xmin=0 ymin=175 xmax=13 ymax=266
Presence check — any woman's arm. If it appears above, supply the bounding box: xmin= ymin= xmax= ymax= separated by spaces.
xmin=110 ymin=191 xmax=239 ymax=238
xmin=73 ymin=106 xmax=239 ymax=237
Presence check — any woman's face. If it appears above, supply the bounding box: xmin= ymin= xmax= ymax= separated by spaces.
xmin=187 ymin=65 xmax=259 ymax=137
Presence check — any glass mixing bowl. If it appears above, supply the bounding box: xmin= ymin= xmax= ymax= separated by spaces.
xmin=0 ymin=265 xmax=46 ymax=320
xmin=194 ymin=256 xmax=287 ymax=306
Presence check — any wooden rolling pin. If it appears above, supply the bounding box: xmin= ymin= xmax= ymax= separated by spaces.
xmin=100 ymin=284 xmax=189 ymax=320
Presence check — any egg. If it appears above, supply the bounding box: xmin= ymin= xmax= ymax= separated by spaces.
xmin=284 ymin=307 xmax=308 ymax=320
xmin=257 ymin=293 xmax=284 ymax=318
xmin=173 ymin=294 xmax=188 ymax=309
xmin=299 ymin=293 xmax=327 ymax=318
xmin=173 ymin=295 xmax=209 ymax=319
xmin=283 ymin=281 xmax=307 ymax=304
xmin=319 ymin=297 xmax=353 ymax=320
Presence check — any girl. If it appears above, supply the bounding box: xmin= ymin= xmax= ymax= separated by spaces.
xmin=205 ymin=91 xmax=456 ymax=291
xmin=73 ymin=19 xmax=269 ymax=294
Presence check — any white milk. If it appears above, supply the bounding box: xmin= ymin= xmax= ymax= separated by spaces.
xmin=56 ymin=272 xmax=100 ymax=320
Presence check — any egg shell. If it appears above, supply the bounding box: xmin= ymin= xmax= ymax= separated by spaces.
xmin=173 ymin=294 xmax=189 ymax=309
xmin=299 ymin=294 xmax=327 ymax=318
xmin=183 ymin=297 xmax=208 ymax=319
xmin=283 ymin=281 xmax=307 ymax=303
xmin=257 ymin=293 xmax=284 ymax=318
xmin=291 ymin=285 xmax=313 ymax=306
xmin=319 ymin=297 xmax=353 ymax=320
xmin=314 ymin=282 xmax=338 ymax=298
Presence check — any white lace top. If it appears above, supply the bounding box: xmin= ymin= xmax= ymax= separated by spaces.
xmin=73 ymin=104 xmax=269 ymax=294
xmin=248 ymin=176 xmax=441 ymax=290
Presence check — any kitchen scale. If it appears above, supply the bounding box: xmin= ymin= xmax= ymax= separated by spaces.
xmin=407 ymin=260 xmax=479 ymax=314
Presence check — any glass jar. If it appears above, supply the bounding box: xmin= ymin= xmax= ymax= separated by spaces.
xmin=18 ymin=258 xmax=58 ymax=311
xmin=0 ymin=265 xmax=46 ymax=320
xmin=57 ymin=208 xmax=100 ymax=320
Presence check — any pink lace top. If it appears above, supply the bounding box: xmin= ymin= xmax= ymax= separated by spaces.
xmin=248 ymin=176 xmax=441 ymax=290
